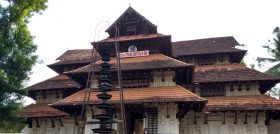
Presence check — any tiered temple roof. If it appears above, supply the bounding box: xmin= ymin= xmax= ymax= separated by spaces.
xmin=21 ymin=7 xmax=280 ymax=128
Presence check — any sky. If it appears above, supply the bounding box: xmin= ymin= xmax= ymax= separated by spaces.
xmin=20 ymin=0 xmax=280 ymax=104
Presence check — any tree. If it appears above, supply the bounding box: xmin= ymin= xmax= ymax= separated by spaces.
xmin=0 ymin=0 xmax=47 ymax=132
xmin=257 ymin=27 xmax=280 ymax=97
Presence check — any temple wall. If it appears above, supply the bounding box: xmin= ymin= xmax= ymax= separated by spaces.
xmin=178 ymin=55 xmax=230 ymax=65
xmin=26 ymin=117 xmax=77 ymax=134
xmin=21 ymin=108 xmax=276 ymax=134
xmin=180 ymin=111 xmax=268 ymax=134
xmin=225 ymin=83 xmax=260 ymax=96
xmin=267 ymin=119 xmax=280 ymax=134
xmin=150 ymin=71 xmax=176 ymax=87
xmin=36 ymin=90 xmax=63 ymax=104
xmin=157 ymin=103 xmax=180 ymax=134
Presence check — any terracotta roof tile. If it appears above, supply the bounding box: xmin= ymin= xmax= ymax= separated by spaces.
xmin=56 ymin=49 xmax=92 ymax=60
xmin=27 ymin=74 xmax=81 ymax=90
xmin=206 ymin=95 xmax=280 ymax=111
xmin=172 ymin=36 xmax=246 ymax=57
xmin=66 ymin=54 xmax=192 ymax=74
xmin=49 ymin=49 xmax=94 ymax=66
xmin=18 ymin=103 xmax=68 ymax=118
xmin=97 ymin=33 xmax=169 ymax=43
xmin=194 ymin=64 xmax=280 ymax=83
xmin=51 ymin=85 xmax=206 ymax=106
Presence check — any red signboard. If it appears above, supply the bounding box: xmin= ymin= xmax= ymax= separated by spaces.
xmin=119 ymin=50 xmax=149 ymax=58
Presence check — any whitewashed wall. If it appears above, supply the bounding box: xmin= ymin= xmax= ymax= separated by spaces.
xmin=25 ymin=117 xmax=77 ymax=134
xmin=225 ymin=83 xmax=260 ymax=96
xmin=157 ymin=103 xmax=180 ymax=134
xmin=21 ymin=109 xmax=279 ymax=134
xmin=150 ymin=71 xmax=176 ymax=87
xmin=267 ymin=119 xmax=280 ymax=134
xmin=36 ymin=90 xmax=63 ymax=104
xmin=180 ymin=111 xmax=268 ymax=134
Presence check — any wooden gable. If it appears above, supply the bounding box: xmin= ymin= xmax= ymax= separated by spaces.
xmin=106 ymin=7 xmax=157 ymax=37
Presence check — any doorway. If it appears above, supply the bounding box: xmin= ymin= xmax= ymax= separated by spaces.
xmin=127 ymin=112 xmax=144 ymax=134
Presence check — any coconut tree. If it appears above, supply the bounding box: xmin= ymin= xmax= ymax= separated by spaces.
xmin=257 ymin=27 xmax=280 ymax=97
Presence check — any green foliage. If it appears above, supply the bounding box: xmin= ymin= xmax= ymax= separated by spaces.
xmin=0 ymin=103 xmax=26 ymax=133
xmin=0 ymin=0 xmax=47 ymax=132
xmin=257 ymin=27 xmax=280 ymax=97
xmin=240 ymin=60 xmax=247 ymax=67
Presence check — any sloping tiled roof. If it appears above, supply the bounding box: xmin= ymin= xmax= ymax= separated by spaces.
xmin=172 ymin=36 xmax=246 ymax=57
xmin=194 ymin=64 xmax=280 ymax=83
xmin=97 ymin=33 xmax=169 ymax=43
xmin=18 ymin=104 xmax=68 ymax=118
xmin=66 ymin=54 xmax=191 ymax=74
xmin=27 ymin=74 xmax=81 ymax=90
xmin=51 ymin=85 xmax=206 ymax=106
xmin=49 ymin=49 xmax=94 ymax=66
xmin=206 ymin=95 xmax=280 ymax=111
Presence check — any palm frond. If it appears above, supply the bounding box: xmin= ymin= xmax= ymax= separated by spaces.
xmin=256 ymin=57 xmax=278 ymax=64
xmin=265 ymin=63 xmax=280 ymax=76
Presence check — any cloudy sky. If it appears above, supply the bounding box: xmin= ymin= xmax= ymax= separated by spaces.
xmin=22 ymin=0 xmax=280 ymax=103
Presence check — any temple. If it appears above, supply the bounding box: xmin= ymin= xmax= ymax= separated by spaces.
xmin=19 ymin=7 xmax=280 ymax=134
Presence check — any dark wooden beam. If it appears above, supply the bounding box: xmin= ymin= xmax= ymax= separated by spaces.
xmin=166 ymin=103 xmax=170 ymax=118
xmin=42 ymin=91 xmax=46 ymax=99
xmin=35 ymin=118 xmax=40 ymax=128
xmin=27 ymin=118 xmax=32 ymax=128
xmin=176 ymin=107 xmax=189 ymax=120
xmin=222 ymin=112 xmax=226 ymax=124
xmin=74 ymin=116 xmax=78 ymax=125
xmin=55 ymin=90 xmax=59 ymax=98
xmin=204 ymin=113 xmax=208 ymax=124
xmin=193 ymin=112 xmax=197 ymax=124
xmin=50 ymin=117 xmax=55 ymax=127
xmin=255 ymin=111 xmax=259 ymax=124
xmin=234 ymin=112 xmax=237 ymax=124
xmin=230 ymin=84 xmax=234 ymax=92
xmin=265 ymin=118 xmax=271 ymax=125
xmin=244 ymin=112 xmax=248 ymax=124
xmin=59 ymin=117 xmax=64 ymax=127
xmin=91 ymin=106 xmax=94 ymax=119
